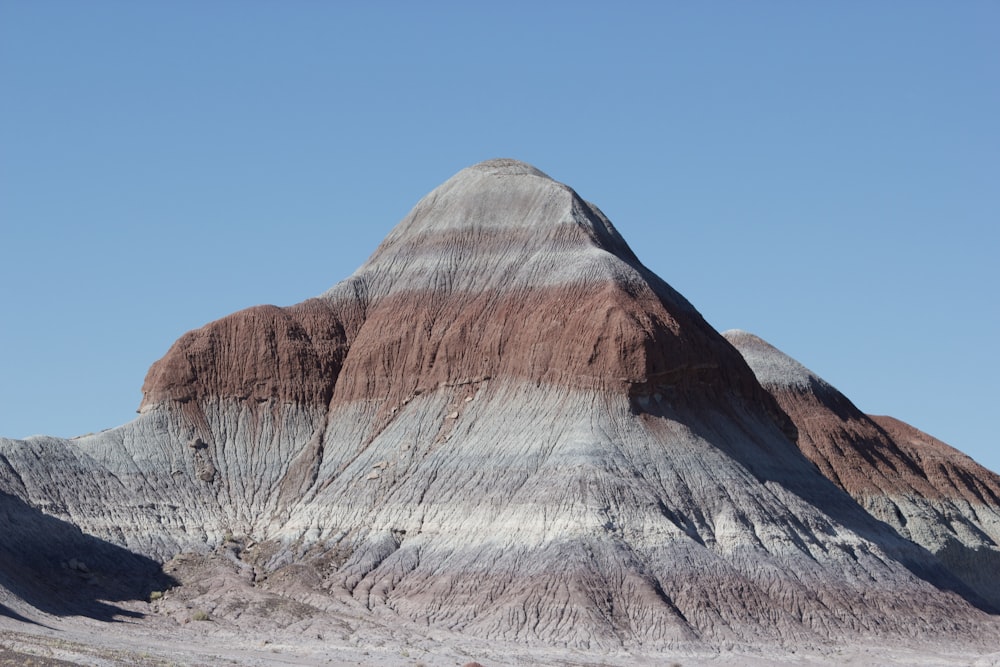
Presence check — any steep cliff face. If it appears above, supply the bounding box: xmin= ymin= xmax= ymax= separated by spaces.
xmin=725 ymin=329 xmax=1000 ymax=609
xmin=0 ymin=160 xmax=997 ymax=649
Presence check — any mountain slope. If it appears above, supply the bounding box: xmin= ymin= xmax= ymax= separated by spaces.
xmin=725 ymin=329 xmax=1000 ymax=609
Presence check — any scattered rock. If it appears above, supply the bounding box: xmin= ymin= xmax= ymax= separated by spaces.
xmin=197 ymin=461 xmax=217 ymax=482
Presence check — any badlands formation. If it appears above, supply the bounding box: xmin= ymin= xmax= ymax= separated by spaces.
xmin=1 ymin=159 xmax=998 ymax=666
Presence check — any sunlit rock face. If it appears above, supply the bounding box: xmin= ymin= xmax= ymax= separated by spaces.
xmin=1 ymin=160 xmax=998 ymax=649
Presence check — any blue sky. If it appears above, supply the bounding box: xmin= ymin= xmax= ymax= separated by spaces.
xmin=1 ymin=2 xmax=997 ymax=472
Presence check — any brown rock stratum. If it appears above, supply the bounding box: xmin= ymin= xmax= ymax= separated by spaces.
xmin=1 ymin=160 xmax=998 ymax=663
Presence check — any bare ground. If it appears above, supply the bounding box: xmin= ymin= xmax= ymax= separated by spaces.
xmin=2 ymin=605 xmax=998 ymax=667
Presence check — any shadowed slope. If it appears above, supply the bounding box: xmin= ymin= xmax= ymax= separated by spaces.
xmin=725 ymin=329 xmax=1000 ymax=609
xmin=0 ymin=489 xmax=175 ymax=622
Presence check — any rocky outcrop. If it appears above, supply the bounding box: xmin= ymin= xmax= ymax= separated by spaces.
xmin=140 ymin=299 xmax=353 ymax=409
xmin=0 ymin=160 xmax=998 ymax=650
xmin=725 ymin=329 xmax=1000 ymax=610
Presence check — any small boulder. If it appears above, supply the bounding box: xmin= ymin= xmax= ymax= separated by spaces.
xmin=198 ymin=461 xmax=217 ymax=482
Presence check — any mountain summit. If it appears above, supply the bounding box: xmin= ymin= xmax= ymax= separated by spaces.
xmin=1 ymin=161 xmax=998 ymax=657
xmin=142 ymin=158 xmax=757 ymax=414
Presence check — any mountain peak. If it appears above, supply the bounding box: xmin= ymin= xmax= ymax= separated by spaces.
xmin=353 ymin=159 xmax=639 ymax=282
xmin=464 ymin=157 xmax=553 ymax=179
xmin=144 ymin=161 xmax=753 ymax=414
xmin=723 ymin=329 xmax=820 ymax=391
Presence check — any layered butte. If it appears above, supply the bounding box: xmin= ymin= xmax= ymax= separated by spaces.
xmin=1 ymin=159 xmax=998 ymax=650
xmin=141 ymin=159 xmax=766 ymax=412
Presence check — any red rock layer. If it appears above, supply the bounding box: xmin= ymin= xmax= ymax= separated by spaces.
xmin=140 ymin=298 xmax=357 ymax=409
xmin=139 ymin=281 xmax=778 ymax=435
xmin=871 ymin=415 xmax=1000 ymax=508
xmin=768 ymin=382 xmax=939 ymax=498
xmin=723 ymin=330 xmax=956 ymax=500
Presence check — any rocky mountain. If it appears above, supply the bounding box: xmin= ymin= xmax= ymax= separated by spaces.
xmin=725 ymin=329 xmax=1000 ymax=610
xmin=1 ymin=159 xmax=998 ymax=656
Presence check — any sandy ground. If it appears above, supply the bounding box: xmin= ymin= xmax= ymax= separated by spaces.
xmin=2 ymin=609 xmax=999 ymax=667
xmin=2 ymin=552 xmax=998 ymax=667
xmin=2 ymin=555 xmax=997 ymax=667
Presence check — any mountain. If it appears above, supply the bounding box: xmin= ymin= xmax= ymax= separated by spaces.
xmin=725 ymin=329 xmax=1000 ymax=609
xmin=1 ymin=159 xmax=998 ymax=657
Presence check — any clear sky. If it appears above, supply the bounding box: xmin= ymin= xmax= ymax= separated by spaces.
xmin=1 ymin=2 xmax=997 ymax=472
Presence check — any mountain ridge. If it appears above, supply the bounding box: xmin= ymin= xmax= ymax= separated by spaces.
xmin=725 ymin=328 xmax=1000 ymax=609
